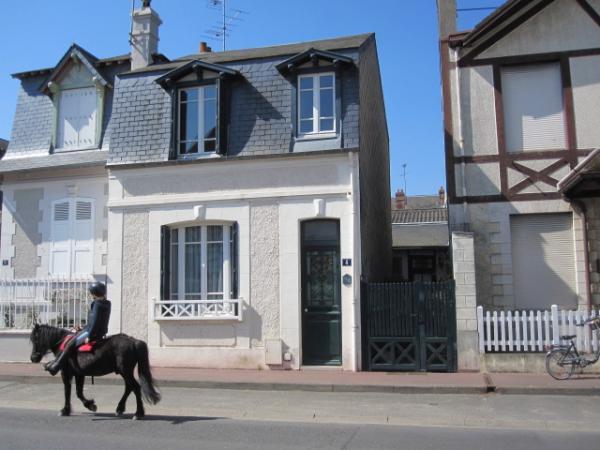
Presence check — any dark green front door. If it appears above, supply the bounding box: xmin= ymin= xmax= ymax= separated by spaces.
xmin=301 ymin=220 xmax=342 ymax=365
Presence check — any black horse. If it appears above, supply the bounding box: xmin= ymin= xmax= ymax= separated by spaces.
xmin=30 ymin=324 xmax=161 ymax=419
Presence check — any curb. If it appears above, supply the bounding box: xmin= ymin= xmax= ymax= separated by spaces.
xmin=4 ymin=374 xmax=598 ymax=396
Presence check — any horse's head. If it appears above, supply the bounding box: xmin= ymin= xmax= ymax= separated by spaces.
xmin=29 ymin=323 xmax=57 ymax=363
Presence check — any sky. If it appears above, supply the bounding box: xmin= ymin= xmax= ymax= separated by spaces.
xmin=0 ymin=0 xmax=499 ymax=195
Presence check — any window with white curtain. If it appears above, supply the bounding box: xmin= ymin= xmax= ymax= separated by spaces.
xmin=298 ymin=73 xmax=336 ymax=135
xmin=178 ymin=85 xmax=217 ymax=156
xmin=168 ymin=224 xmax=235 ymax=300
xmin=501 ymin=63 xmax=566 ymax=152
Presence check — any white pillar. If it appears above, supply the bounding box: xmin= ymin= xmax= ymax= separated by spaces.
xmin=452 ymin=231 xmax=480 ymax=371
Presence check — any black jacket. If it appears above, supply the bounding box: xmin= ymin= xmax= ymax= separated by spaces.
xmin=84 ymin=299 xmax=111 ymax=339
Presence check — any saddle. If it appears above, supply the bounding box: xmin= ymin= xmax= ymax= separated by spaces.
xmin=59 ymin=335 xmax=99 ymax=353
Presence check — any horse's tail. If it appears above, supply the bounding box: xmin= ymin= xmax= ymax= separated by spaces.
xmin=135 ymin=340 xmax=161 ymax=405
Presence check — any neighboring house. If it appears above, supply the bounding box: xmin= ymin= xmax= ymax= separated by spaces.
xmin=0 ymin=139 xmax=7 ymax=159
xmin=438 ymin=0 xmax=600 ymax=314
xmin=391 ymin=188 xmax=451 ymax=282
xmin=1 ymin=1 xmax=391 ymax=370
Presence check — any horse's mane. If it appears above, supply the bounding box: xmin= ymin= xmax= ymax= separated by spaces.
xmin=31 ymin=324 xmax=68 ymax=345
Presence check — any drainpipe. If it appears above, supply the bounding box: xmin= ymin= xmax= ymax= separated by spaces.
xmin=570 ymin=199 xmax=592 ymax=311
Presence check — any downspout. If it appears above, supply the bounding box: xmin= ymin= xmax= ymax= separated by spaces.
xmin=569 ymin=198 xmax=592 ymax=311
xmin=349 ymin=151 xmax=361 ymax=371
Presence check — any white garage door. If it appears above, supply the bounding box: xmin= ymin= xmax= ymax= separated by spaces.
xmin=510 ymin=213 xmax=577 ymax=309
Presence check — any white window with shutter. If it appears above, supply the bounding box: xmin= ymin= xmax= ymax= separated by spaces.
xmin=510 ymin=213 xmax=577 ymax=309
xmin=501 ymin=64 xmax=566 ymax=153
xmin=50 ymin=198 xmax=94 ymax=276
xmin=56 ymin=87 xmax=98 ymax=151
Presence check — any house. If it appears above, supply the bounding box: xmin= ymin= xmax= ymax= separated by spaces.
xmin=0 ymin=139 xmax=7 ymax=159
xmin=391 ymin=188 xmax=451 ymax=282
xmin=437 ymin=0 xmax=600 ymax=369
xmin=0 ymin=1 xmax=391 ymax=370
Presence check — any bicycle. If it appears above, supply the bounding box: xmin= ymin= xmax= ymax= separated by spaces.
xmin=545 ymin=317 xmax=600 ymax=380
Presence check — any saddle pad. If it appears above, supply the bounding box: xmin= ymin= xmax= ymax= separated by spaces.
xmin=58 ymin=335 xmax=97 ymax=352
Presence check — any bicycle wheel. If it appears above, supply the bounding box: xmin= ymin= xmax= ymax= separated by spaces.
xmin=545 ymin=348 xmax=575 ymax=380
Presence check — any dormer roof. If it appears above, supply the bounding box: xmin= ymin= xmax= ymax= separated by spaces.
xmin=275 ymin=48 xmax=355 ymax=75
xmin=155 ymin=59 xmax=239 ymax=88
xmin=37 ymin=44 xmax=111 ymax=94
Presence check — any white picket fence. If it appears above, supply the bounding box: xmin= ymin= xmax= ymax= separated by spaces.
xmin=477 ymin=305 xmax=600 ymax=353
xmin=0 ymin=278 xmax=95 ymax=330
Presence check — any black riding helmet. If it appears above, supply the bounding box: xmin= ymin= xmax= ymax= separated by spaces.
xmin=89 ymin=282 xmax=107 ymax=298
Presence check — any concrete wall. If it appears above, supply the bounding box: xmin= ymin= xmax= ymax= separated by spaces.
xmin=107 ymin=152 xmax=361 ymax=370
xmin=358 ymin=35 xmax=392 ymax=282
xmin=12 ymin=188 xmax=43 ymax=278
xmin=451 ymin=232 xmax=479 ymax=371
xmin=584 ymin=197 xmax=600 ymax=306
xmin=477 ymin=0 xmax=600 ymax=59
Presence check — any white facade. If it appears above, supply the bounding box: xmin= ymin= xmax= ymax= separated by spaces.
xmin=0 ymin=167 xmax=108 ymax=280
xmin=443 ymin=0 xmax=600 ymax=311
xmin=107 ymin=152 xmax=362 ymax=370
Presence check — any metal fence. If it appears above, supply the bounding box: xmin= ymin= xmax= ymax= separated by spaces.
xmin=0 ymin=278 xmax=94 ymax=330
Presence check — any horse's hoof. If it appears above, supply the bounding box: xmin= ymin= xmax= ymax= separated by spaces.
xmin=89 ymin=403 xmax=97 ymax=413
xmin=59 ymin=409 xmax=70 ymax=417
xmin=133 ymin=414 xmax=144 ymax=420
xmin=115 ymin=410 xmax=124 ymax=417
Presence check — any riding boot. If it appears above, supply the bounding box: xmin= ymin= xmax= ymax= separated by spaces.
xmin=44 ymin=336 xmax=77 ymax=376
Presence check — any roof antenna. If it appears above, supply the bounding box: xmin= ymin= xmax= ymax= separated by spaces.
xmin=204 ymin=0 xmax=249 ymax=51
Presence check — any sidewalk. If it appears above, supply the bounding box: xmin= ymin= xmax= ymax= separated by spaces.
xmin=0 ymin=362 xmax=599 ymax=395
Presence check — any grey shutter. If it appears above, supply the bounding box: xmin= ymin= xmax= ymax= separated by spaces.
xmin=230 ymin=222 xmax=238 ymax=299
xmin=160 ymin=225 xmax=170 ymax=300
xmin=169 ymin=87 xmax=177 ymax=160
xmin=216 ymin=77 xmax=229 ymax=155
xmin=510 ymin=213 xmax=577 ymax=309
xmin=501 ymin=64 xmax=566 ymax=152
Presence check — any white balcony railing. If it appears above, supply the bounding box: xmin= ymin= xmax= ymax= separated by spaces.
xmin=153 ymin=298 xmax=243 ymax=321
xmin=0 ymin=278 xmax=95 ymax=330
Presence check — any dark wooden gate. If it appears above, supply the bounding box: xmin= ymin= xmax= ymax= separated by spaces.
xmin=362 ymin=281 xmax=457 ymax=372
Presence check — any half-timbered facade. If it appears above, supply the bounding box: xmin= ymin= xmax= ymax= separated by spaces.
xmin=438 ymin=0 xmax=600 ymax=312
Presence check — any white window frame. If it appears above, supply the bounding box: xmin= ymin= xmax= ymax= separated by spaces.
xmin=169 ymin=223 xmax=231 ymax=301
xmin=49 ymin=197 xmax=95 ymax=277
xmin=297 ymin=72 xmax=336 ymax=137
xmin=177 ymin=85 xmax=218 ymax=159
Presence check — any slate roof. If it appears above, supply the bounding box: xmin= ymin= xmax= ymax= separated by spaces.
xmin=392 ymin=208 xmax=448 ymax=224
xmin=123 ymin=33 xmax=372 ymax=75
xmin=0 ymin=150 xmax=107 ymax=173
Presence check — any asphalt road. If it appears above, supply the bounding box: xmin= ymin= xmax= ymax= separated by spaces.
xmin=1 ymin=407 xmax=600 ymax=450
xmin=1 ymin=380 xmax=600 ymax=449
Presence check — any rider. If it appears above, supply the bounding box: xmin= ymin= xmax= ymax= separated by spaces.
xmin=44 ymin=282 xmax=111 ymax=376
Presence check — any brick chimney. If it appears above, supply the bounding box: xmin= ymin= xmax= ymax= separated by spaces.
xmin=395 ymin=189 xmax=406 ymax=210
xmin=199 ymin=42 xmax=212 ymax=54
xmin=438 ymin=186 xmax=446 ymax=207
xmin=130 ymin=0 xmax=162 ymax=71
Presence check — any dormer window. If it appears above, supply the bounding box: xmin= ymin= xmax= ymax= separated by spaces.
xmin=40 ymin=45 xmax=110 ymax=153
xmin=298 ymin=73 xmax=336 ymax=135
xmin=178 ymin=84 xmax=218 ymax=155
xmin=155 ymin=60 xmax=238 ymax=159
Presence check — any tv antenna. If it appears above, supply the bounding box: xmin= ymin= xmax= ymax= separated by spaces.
xmin=204 ymin=0 xmax=249 ymax=51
